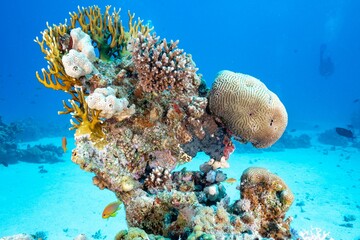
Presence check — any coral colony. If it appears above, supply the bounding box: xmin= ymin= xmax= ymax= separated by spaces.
xmin=35 ymin=5 xmax=292 ymax=239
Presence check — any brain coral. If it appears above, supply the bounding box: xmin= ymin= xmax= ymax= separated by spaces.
xmin=208 ymin=70 xmax=288 ymax=148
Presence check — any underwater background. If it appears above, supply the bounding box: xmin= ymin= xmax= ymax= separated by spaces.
xmin=0 ymin=0 xmax=360 ymax=239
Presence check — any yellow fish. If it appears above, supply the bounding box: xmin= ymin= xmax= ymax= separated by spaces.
xmin=102 ymin=201 xmax=122 ymax=219
xmin=225 ymin=178 xmax=237 ymax=184
xmin=62 ymin=137 xmax=67 ymax=153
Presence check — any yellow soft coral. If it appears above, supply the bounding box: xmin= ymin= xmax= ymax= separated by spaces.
xmin=69 ymin=5 xmax=152 ymax=60
xmin=35 ymin=5 xmax=152 ymax=147
xmin=59 ymin=87 xmax=106 ymax=148
xmin=35 ymin=22 xmax=79 ymax=91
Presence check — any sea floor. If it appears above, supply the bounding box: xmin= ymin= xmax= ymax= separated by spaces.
xmin=0 ymin=130 xmax=359 ymax=239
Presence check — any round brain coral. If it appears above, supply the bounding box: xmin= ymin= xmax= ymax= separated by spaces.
xmin=208 ymin=70 xmax=288 ymax=148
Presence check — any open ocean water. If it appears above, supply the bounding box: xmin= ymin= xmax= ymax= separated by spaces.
xmin=0 ymin=0 xmax=359 ymax=239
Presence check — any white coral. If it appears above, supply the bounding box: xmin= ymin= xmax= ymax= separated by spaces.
xmin=62 ymin=28 xmax=97 ymax=78
xmin=70 ymin=28 xmax=96 ymax=62
xmin=62 ymin=49 xmax=94 ymax=78
xmin=86 ymin=87 xmax=135 ymax=121
xmin=298 ymin=227 xmax=334 ymax=240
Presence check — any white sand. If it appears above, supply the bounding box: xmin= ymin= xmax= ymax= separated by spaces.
xmin=0 ymin=132 xmax=359 ymax=239
xmin=0 ymin=137 xmax=124 ymax=239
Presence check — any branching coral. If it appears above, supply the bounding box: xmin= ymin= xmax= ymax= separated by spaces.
xmin=69 ymin=5 xmax=152 ymax=60
xmin=130 ymin=32 xmax=199 ymax=93
xmin=35 ymin=22 xmax=78 ymax=91
xmin=58 ymin=87 xmax=105 ymax=146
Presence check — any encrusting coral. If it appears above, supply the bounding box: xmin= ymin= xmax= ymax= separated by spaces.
xmin=36 ymin=5 xmax=294 ymax=239
xmin=239 ymin=167 xmax=294 ymax=238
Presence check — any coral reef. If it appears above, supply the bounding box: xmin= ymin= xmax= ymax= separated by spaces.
xmin=274 ymin=131 xmax=311 ymax=149
xmin=208 ymin=70 xmax=288 ymax=148
xmin=35 ymin=5 xmax=293 ymax=239
xmin=239 ymin=167 xmax=294 ymax=238
xmin=0 ymin=116 xmax=20 ymax=161
xmin=0 ymin=116 xmax=63 ymax=165
xmin=9 ymin=117 xmax=69 ymax=142
xmin=318 ymin=128 xmax=350 ymax=147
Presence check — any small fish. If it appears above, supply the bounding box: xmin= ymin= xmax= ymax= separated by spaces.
xmin=335 ymin=127 xmax=355 ymax=139
xmin=102 ymin=201 xmax=122 ymax=219
xmin=353 ymin=98 xmax=359 ymax=103
xmin=62 ymin=137 xmax=67 ymax=153
xmin=225 ymin=178 xmax=237 ymax=184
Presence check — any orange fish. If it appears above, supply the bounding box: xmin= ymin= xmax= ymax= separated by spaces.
xmin=225 ymin=178 xmax=237 ymax=184
xmin=62 ymin=137 xmax=67 ymax=153
xmin=102 ymin=201 xmax=122 ymax=219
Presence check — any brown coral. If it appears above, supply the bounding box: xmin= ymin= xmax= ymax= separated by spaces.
xmin=208 ymin=70 xmax=288 ymax=148
xmin=240 ymin=167 xmax=294 ymax=238
xmin=144 ymin=166 xmax=172 ymax=193
xmin=129 ymin=32 xmax=199 ymax=93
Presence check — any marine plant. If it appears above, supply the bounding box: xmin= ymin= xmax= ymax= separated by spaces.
xmin=35 ymin=5 xmax=294 ymax=239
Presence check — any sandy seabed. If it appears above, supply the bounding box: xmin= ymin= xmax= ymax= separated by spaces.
xmin=0 ymin=130 xmax=359 ymax=240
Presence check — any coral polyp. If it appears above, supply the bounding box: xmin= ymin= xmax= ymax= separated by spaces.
xmin=35 ymin=5 xmax=292 ymax=239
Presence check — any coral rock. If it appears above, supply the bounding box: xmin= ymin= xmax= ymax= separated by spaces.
xmin=208 ymin=70 xmax=288 ymax=148
xmin=240 ymin=167 xmax=294 ymax=238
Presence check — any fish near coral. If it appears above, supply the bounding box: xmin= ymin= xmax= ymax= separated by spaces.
xmin=335 ymin=127 xmax=355 ymax=139
xmin=62 ymin=137 xmax=67 ymax=153
xmin=102 ymin=201 xmax=122 ymax=219
xmin=225 ymin=178 xmax=237 ymax=184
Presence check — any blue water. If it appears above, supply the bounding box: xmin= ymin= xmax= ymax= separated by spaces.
xmin=1 ymin=0 xmax=360 ymax=239
xmin=1 ymin=0 xmax=359 ymax=126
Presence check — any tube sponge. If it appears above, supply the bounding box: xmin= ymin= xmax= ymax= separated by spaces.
xmin=208 ymin=70 xmax=288 ymax=148
xmin=86 ymin=87 xmax=135 ymax=121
